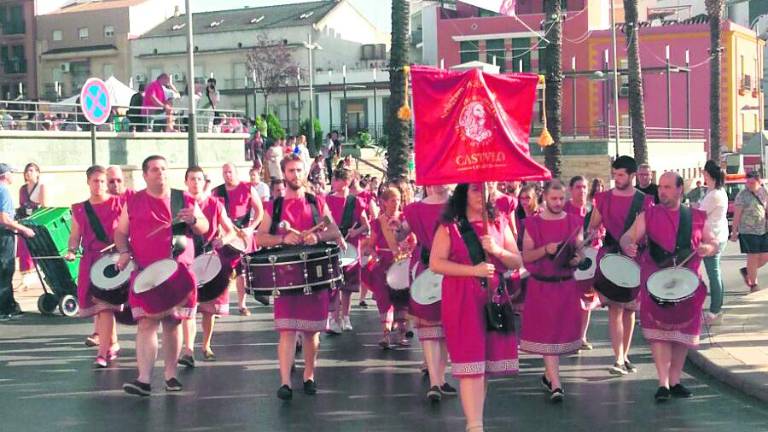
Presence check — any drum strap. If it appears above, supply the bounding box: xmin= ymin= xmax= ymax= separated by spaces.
xmin=420 ymin=247 xmax=430 ymax=266
xmin=339 ymin=195 xmax=356 ymax=236
xmin=457 ymin=218 xmax=487 ymax=280
xmin=305 ymin=193 xmax=320 ymax=226
xmin=268 ymin=193 xmax=320 ymax=235
xmin=215 ymin=184 xmax=250 ymax=228
xmin=604 ymin=190 xmax=645 ymax=249
xmin=170 ymin=189 xmax=186 ymax=236
xmin=83 ymin=200 xmax=109 ymax=244
xmin=649 ymin=206 xmax=692 ymax=267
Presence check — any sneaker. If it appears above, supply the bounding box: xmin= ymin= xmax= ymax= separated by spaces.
xmin=654 ymin=386 xmax=671 ymax=402
xmin=123 ymin=380 xmax=151 ymax=397
xmin=358 ymin=300 xmax=368 ymax=309
xmin=550 ymin=387 xmax=564 ymax=403
xmin=624 ymin=360 xmax=638 ymax=373
xmin=107 ymin=344 xmax=120 ymax=361
xmin=85 ymin=333 xmax=99 ymax=347
xmin=439 ymin=383 xmax=458 ymax=396
xmin=327 ymin=318 xmax=342 ymax=335
xmin=10 ymin=303 xmax=23 ymax=316
xmin=541 ymin=375 xmax=552 ymax=392
xmin=670 ymin=383 xmax=693 ymax=398
xmin=740 ymin=267 xmax=749 ymax=287
xmin=277 ymin=385 xmax=293 ymax=400
xmin=580 ymin=341 xmax=594 ymax=351
xmin=609 ymin=362 xmax=628 ymax=375
xmin=94 ymin=355 xmax=108 ymax=368
xmin=342 ymin=316 xmax=353 ymax=331
xmin=303 ymin=379 xmax=317 ymax=395
xmin=427 ymin=385 xmax=442 ymax=402
xmin=254 ymin=295 xmax=270 ymax=306
xmin=178 ymin=353 xmax=195 ymax=368
xmin=165 ymin=377 xmax=183 ymax=392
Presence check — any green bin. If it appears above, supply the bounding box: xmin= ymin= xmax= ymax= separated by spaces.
xmin=21 ymin=207 xmax=79 ymax=298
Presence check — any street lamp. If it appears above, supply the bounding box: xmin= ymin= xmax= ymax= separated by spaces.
xmin=342 ymin=64 xmax=348 ymax=141
xmin=373 ymin=67 xmax=378 ymax=142
xmin=608 ymin=0 xmax=621 ymax=156
xmin=303 ymin=33 xmax=322 ymax=147
xmin=184 ymin=0 xmax=197 ymax=166
xmin=328 ymin=70 xmax=333 ymax=133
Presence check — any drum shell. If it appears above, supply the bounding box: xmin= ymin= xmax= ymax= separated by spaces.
xmin=218 ymin=237 xmax=252 ymax=270
xmin=552 ymin=242 xmax=577 ymax=270
xmin=594 ymin=254 xmax=641 ymax=303
xmin=114 ymin=305 xmax=137 ymax=326
xmin=91 ymin=282 xmax=128 ymax=306
xmin=131 ymin=260 xmax=196 ymax=315
xmin=644 ymin=267 xmax=702 ymax=328
xmin=195 ymin=255 xmax=231 ymax=303
xmin=243 ymin=244 xmax=342 ymax=295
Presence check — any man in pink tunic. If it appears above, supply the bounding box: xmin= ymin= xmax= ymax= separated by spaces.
xmin=115 ymin=155 xmax=208 ymax=396
xmin=213 ymin=163 xmax=265 ymax=314
xmin=255 ymin=153 xmax=344 ymax=401
xmin=620 ymin=172 xmax=717 ymax=402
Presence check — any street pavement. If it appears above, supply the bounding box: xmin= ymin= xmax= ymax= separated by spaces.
xmin=1 ymin=248 xmax=768 ymax=432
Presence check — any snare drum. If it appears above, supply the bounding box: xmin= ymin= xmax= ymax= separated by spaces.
xmin=132 ymin=259 xmax=196 ymax=315
xmin=90 ymin=254 xmax=135 ymax=305
xmin=337 ymin=243 xmax=359 ymax=267
xmin=218 ymin=236 xmax=251 ymax=269
xmin=410 ymin=269 xmax=443 ymax=305
xmin=574 ymin=247 xmax=598 ymax=281
xmin=594 ymin=254 xmax=641 ymax=303
xmin=386 ymin=259 xmax=411 ymax=290
xmin=243 ymin=243 xmax=342 ymax=296
xmin=645 ymin=267 xmax=701 ymax=328
xmin=191 ymin=252 xmax=230 ymax=302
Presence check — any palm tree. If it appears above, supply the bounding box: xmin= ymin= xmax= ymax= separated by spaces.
xmin=386 ymin=0 xmax=411 ymax=181
xmin=706 ymin=0 xmax=725 ymax=161
xmin=623 ymin=0 xmax=648 ymax=164
xmin=542 ymin=0 xmax=563 ymax=178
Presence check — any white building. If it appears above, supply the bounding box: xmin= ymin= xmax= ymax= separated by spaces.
xmin=132 ymin=0 xmax=391 ymax=138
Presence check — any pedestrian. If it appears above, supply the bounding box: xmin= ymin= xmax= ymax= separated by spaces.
xmin=249 ymin=160 xmax=270 ymax=202
xmin=730 ymin=170 xmax=768 ymax=292
xmin=0 ymin=163 xmax=35 ymax=320
xmin=141 ymin=73 xmax=176 ymax=132
xmin=17 ymin=162 xmax=45 ymax=289
xmin=636 ymin=163 xmax=660 ymax=204
xmin=270 ymin=178 xmax=285 ymax=200
xmin=686 ymin=180 xmax=706 ymax=204
xmin=698 ymin=161 xmax=728 ymax=324
xmin=266 ymin=141 xmax=284 ymax=181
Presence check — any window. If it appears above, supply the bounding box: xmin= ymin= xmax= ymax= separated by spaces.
xmin=52 ymin=30 xmax=63 ymax=41
xmin=103 ymin=63 xmax=114 ymax=79
xmin=459 ymin=41 xmax=479 ymax=64
xmin=486 ymin=39 xmax=506 ymax=72
xmin=510 ymin=38 xmax=532 ymax=72
xmin=78 ymin=27 xmax=89 ymax=40
xmin=104 ymin=25 xmax=114 ymax=38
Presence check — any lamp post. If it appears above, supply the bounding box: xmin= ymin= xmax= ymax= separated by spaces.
xmin=373 ymin=67 xmax=378 ymax=142
xmin=342 ymin=64 xmax=348 ymax=141
xmin=608 ymin=0 xmax=621 ymax=156
xmin=296 ymin=66 xmax=301 ymax=135
xmin=685 ymin=50 xmax=691 ymax=139
xmin=303 ymin=32 xmax=322 ymax=147
xmin=184 ymin=0 xmax=197 ymax=166
xmin=285 ymin=77 xmax=290 ymax=135
xmin=328 ymin=70 xmax=333 ymax=133
xmin=244 ymin=76 xmax=250 ymax=119
xmin=666 ymin=45 xmax=672 ymax=138
xmin=571 ymin=56 xmax=576 ymax=138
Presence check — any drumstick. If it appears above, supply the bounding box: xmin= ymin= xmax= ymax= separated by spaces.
xmin=552 ymin=225 xmax=583 ymax=262
xmin=675 ymin=250 xmax=698 ymax=269
xmin=278 ymin=220 xmax=302 ymax=236
xmin=99 ymin=243 xmax=115 ymax=253
xmin=147 ymin=218 xmax=183 ymax=238
xmin=33 ymin=255 xmax=81 ymax=260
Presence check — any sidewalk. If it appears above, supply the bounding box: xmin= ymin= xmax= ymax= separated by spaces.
xmin=690 ymin=288 xmax=768 ymax=402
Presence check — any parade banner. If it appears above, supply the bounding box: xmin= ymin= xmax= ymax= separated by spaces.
xmin=459 ymin=0 xmax=516 ymax=16
xmin=411 ymin=66 xmax=550 ymax=185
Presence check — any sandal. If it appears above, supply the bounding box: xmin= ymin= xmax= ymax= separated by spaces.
xmin=203 ymin=350 xmax=216 ymax=361
xmin=239 ymin=307 xmax=251 ymax=316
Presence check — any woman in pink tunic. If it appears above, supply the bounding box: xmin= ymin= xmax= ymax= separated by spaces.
xmin=65 ymin=166 xmax=123 ymax=368
xmin=430 ymin=183 xmax=521 ymax=432
xmin=521 ymin=180 xmax=585 ymax=403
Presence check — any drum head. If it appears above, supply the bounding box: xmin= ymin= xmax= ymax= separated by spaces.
xmin=337 ymin=243 xmax=359 ymax=267
xmin=191 ymin=253 xmax=223 ymax=286
xmin=647 ymin=267 xmax=699 ymax=302
xmin=386 ymin=260 xmax=411 ymax=290
xmin=133 ymin=260 xmax=179 ymax=294
xmin=598 ymin=254 xmax=641 ymax=288
xmin=411 ymin=270 xmax=443 ymax=305
xmin=90 ymin=254 xmax=135 ymax=290
xmin=574 ymin=247 xmax=598 ymax=281
xmin=227 ymin=236 xmax=249 ymax=253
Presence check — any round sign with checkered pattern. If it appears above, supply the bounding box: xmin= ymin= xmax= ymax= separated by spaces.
xmin=79 ymin=78 xmax=111 ymax=125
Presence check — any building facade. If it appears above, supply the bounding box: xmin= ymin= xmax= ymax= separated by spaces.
xmin=0 ymin=0 xmax=35 ymax=99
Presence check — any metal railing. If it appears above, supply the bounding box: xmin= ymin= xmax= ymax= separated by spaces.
xmin=538 ymin=125 xmax=707 ymax=141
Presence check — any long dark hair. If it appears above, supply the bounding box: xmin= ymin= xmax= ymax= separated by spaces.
xmin=441 ymin=183 xmax=496 ymax=224
xmin=703 ymin=160 xmax=724 ymax=189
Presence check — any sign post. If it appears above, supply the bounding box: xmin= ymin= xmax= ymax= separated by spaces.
xmin=79 ymin=78 xmax=112 ymax=165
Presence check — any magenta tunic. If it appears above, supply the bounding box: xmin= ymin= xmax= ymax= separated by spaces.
xmin=519 ymin=214 xmax=584 ymax=355
xmin=594 ymin=190 xmax=654 ymax=310
xmin=640 ymin=206 xmax=707 ymax=348
xmin=17 ymin=184 xmax=41 ymax=272
xmin=114 ymin=188 xmax=136 ymax=208
xmin=441 ymin=219 xmax=518 ymax=377
xmin=72 ymin=196 xmax=124 ymax=317
xmin=370 ymin=216 xmax=409 ymax=325
xmin=213 ymin=181 xmax=253 ymax=224
xmin=196 ymin=195 xmax=229 ymax=316
xmin=266 ymin=195 xmax=331 ymax=332
xmin=493 ymin=193 xmax=516 ymax=223
xmin=326 ymin=194 xmax=365 ymax=293
xmin=564 ymin=200 xmax=601 ymax=311
xmin=403 ymin=201 xmax=444 ymax=339
xmin=127 ymin=190 xmax=197 ymax=320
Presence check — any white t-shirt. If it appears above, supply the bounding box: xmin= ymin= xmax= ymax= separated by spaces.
xmin=699 ymin=188 xmax=728 ymax=243
xmin=252 ymin=182 xmax=270 ymax=202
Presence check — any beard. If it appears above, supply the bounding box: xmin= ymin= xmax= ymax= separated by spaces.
xmin=286 ymin=178 xmax=303 ymax=191
xmin=614 ymin=180 xmax=630 ymax=191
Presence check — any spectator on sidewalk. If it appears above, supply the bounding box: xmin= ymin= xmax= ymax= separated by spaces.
xmin=0 ymin=163 xmax=35 ymax=320
xmin=17 ymin=162 xmax=45 ymax=289
xmin=309 ymin=155 xmax=327 ymax=191
xmin=636 ymin=163 xmax=660 ymax=204
xmin=687 ymin=180 xmax=706 ymax=204
xmin=269 ymin=178 xmax=285 ymax=200
xmin=141 ymin=73 xmax=176 ymax=132
xmin=296 ymin=135 xmax=311 ymax=169
xmin=250 ymin=161 xmax=270 ymax=202
xmin=731 ymin=170 xmax=768 ymax=292
xmin=698 ymin=161 xmax=728 ymax=324
xmin=266 ymin=141 xmax=284 ymax=181
xmin=322 ymin=133 xmax=334 ymax=180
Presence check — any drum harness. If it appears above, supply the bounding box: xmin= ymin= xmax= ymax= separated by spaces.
xmin=602 ymin=190 xmax=646 ymax=252
xmin=648 ymin=206 xmax=693 ymax=269
xmin=215 ymin=184 xmax=251 ymax=229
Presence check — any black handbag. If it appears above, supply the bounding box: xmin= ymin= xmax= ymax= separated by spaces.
xmin=457 ymin=218 xmax=514 ymax=333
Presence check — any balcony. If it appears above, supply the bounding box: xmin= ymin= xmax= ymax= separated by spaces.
xmin=0 ymin=21 xmax=26 ymax=35
xmin=2 ymin=58 xmax=27 ymax=74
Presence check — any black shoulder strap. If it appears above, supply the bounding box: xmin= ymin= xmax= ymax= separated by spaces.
xmin=83 ymin=200 xmax=109 ymax=244
xmin=458 ymin=218 xmax=486 ymax=266
xmin=649 ymin=206 xmax=693 ymax=267
xmin=339 ymin=195 xmax=356 ymax=236
xmin=269 ymin=196 xmax=284 ymax=235
xmin=170 ymin=189 xmax=186 ymax=236
xmin=623 ymin=190 xmax=646 ymax=234
xmin=215 ymin=184 xmax=230 ymax=214
xmin=305 ymin=193 xmax=320 ymax=226
xmin=583 ymin=208 xmax=593 ymax=234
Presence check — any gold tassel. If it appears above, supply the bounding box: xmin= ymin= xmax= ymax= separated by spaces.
xmin=538 ymin=74 xmax=554 ymax=147
xmin=397 ymin=65 xmax=412 ymax=121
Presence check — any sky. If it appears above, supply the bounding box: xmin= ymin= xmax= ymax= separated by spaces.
xmin=190 ymin=0 xmax=392 ymax=33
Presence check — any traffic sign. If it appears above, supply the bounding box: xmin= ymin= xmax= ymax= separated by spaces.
xmin=80 ymin=78 xmax=112 ymax=125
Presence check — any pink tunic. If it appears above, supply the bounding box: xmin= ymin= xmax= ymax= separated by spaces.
xmin=127 ymin=190 xmax=197 ymax=320
xmin=441 ymin=219 xmax=518 ymax=377
xmin=266 ymin=195 xmax=330 ymax=332
xmin=72 ymin=196 xmax=124 ymax=317
xmin=594 ymin=190 xmax=653 ymax=309
xmin=326 ymin=194 xmax=365 ymax=292
xmin=563 ymin=200 xmax=601 ymax=310
xmin=519 ymin=214 xmax=584 ymax=355
xmin=403 ymin=201 xmax=444 ymax=339
xmin=493 ymin=193 xmax=516 ymax=223
xmin=213 ymin=181 xmax=253 ymax=226
xmin=370 ymin=216 xmax=409 ymax=325
xmin=640 ymin=206 xmax=707 ymax=348
xmin=114 ymin=188 xmax=136 ymax=208
xmin=196 ymin=195 xmax=229 ymax=316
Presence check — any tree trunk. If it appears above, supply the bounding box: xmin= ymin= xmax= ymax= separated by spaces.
xmin=542 ymin=0 xmax=563 ymax=179
xmin=386 ymin=0 xmax=410 ymax=182
xmin=263 ymin=92 xmax=269 ymax=116
xmin=706 ymin=0 xmax=724 ymax=161
xmin=623 ymin=0 xmax=648 ymax=164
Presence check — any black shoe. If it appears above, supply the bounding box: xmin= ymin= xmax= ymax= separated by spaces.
xmin=427 ymin=385 xmax=441 ymax=402
xmin=277 ymin=385 xmax=293 ymax=400
xmin=405 ymin=330 xmax=414 ymax=339
xmin=358 ymin=300 xmax=368 ymax=309
xmin=10 ymin=303 xmax=23 ymax=316
xmin=609 ymin=362 xmax=629 ymax=375
xmin=670 ymin=383 xmax=693 ymax=398
xmin=303 ymin=379 xmax=317 ymax=395
xmin=654 ymin=386 xmax=671 ymax=402
xmin=624 ymin=360 xmax=638 ymax=373
xmin=439 ymin=383 xmax=457 ymax=396
xmin=0 ymin=313 xmax=12 ymax=322
xmin=550 ymin=388 xmax=564 ymax=403
xmin=541 ymin=375 xmax=552 ymax=392
xmin=165 ymin=377 xmax=183 ymax=392
xmin=123 ymin=380 xmax=151 ymax=397
xmin=254 ymin=295 xmax=270 ymax=306
xmin=178 ymin=354 xmax=195 ymax=368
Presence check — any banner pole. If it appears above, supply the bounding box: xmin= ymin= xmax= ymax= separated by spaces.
xmin=481 ymin=182 xmax=489 ymax=235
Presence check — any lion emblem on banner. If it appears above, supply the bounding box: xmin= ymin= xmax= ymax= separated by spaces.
xmin=458 ymin=101 xmax=493 ymax=144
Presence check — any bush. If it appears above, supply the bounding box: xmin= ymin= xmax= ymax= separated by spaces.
xmin=299 ymin=118 xmax=323 ymax=156
xmin=266 ymin=113 xmax=285 ymax=140
xmin=253 ymin=115 xmax=267 ymax=136
xmin=355 ymin=131 xmax=373 ymax=147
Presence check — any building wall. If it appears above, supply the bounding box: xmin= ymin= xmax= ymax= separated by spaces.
xmin=0 ymin=0 xmax=36 ymax=99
